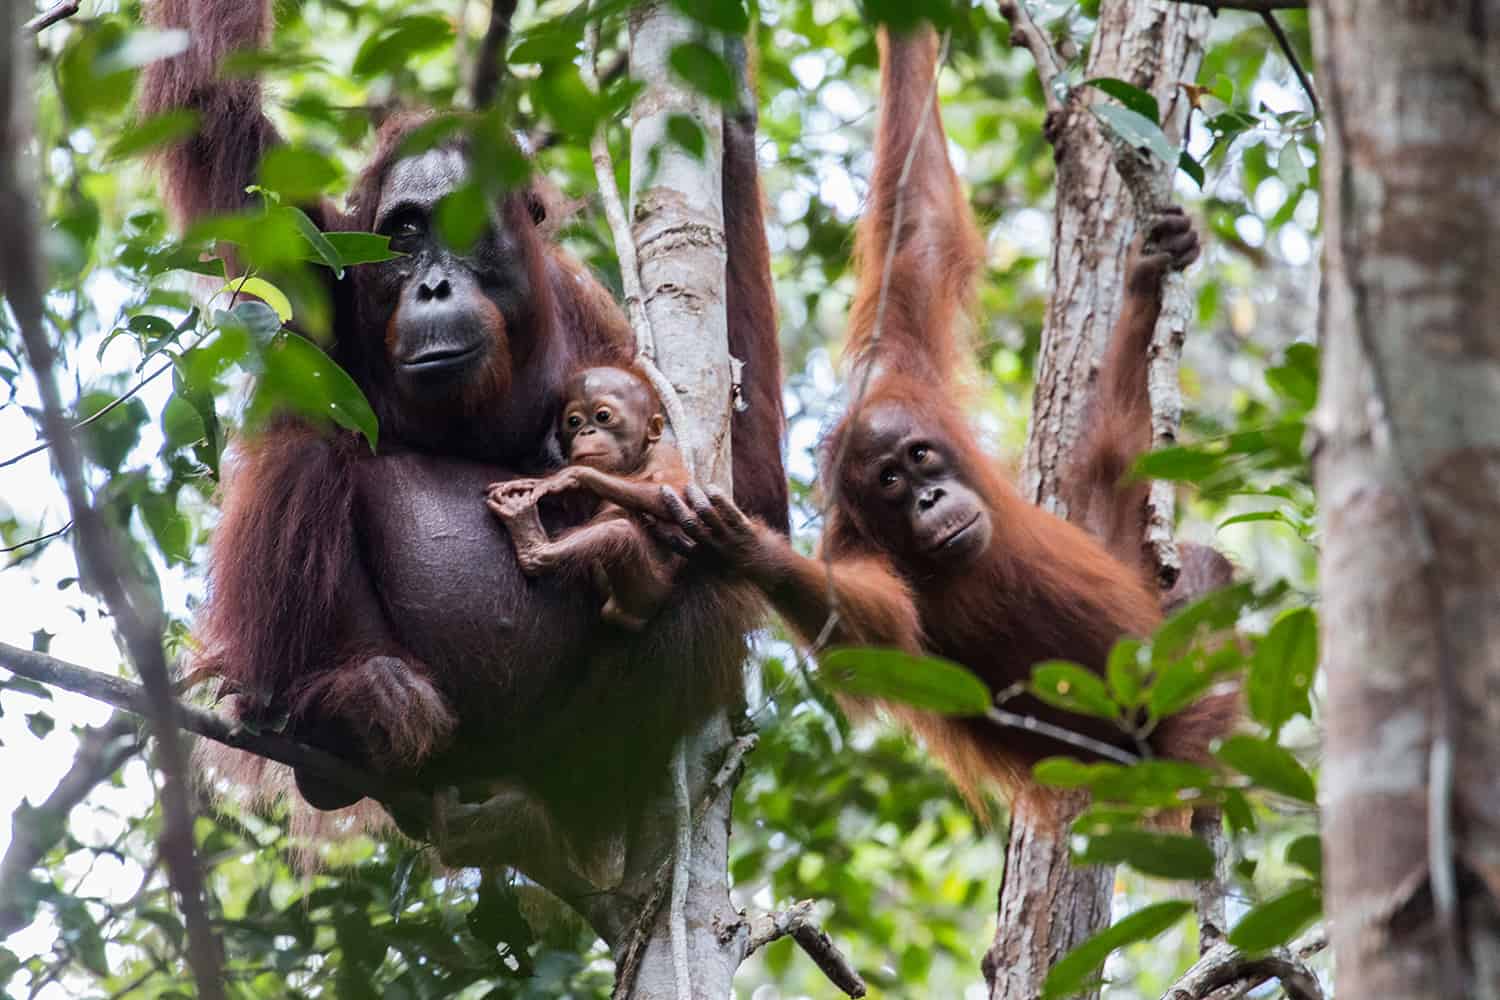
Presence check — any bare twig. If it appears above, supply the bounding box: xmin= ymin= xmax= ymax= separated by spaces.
xmin=1 ymin=12 xmax=225 ymax=993
xmin=997 ymin=2 xmax=1064 ymax=115
xmin=0 ymin=715 xmax=141 ymax=936
xmin=1 ymin=519 xmax=72 ymax=554
xmin=1160 ymin=934 xmax=1325 ymax=1000
xmin=1259 ymin=11 xmax=1319 ymax=116
xmin=0 ymin=640 xmax=430 ymax=819
xmin=25 ymin=1 xmax=81 ymax=34
xmin=610 ymin=734 xmax=757 ymax=1000
xmin=471 ymin=0 xmax=519 ymax=108
xmin=986 ymin=706 xmax=1140 ymax=765
xmin=1167 ymin=0 xmax=1306 ymax=10
xmin=742 ymin=900 xmax=867 ymax=998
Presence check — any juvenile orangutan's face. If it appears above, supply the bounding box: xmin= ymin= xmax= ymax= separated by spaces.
xmin=560 ymin=368 xmax=664 ymax=474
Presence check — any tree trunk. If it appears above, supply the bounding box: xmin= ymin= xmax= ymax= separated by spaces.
xmin=993 ymin=2 xmax=1210 ymax=997
xmin=1314 ymin=2 xmax=1500 ymax=997
xmin=613 ymin=4 xmax=739 ymax=996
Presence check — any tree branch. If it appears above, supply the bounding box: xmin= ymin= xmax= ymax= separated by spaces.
xmin=998 ymin=2 xmax=1064 ymax=115
xmin=471 ymin=0 xmax=519 ymax=108
xmin=1259 ymin=11 xmax=1319 ymax=116
xmin=741 ymin=900 xmax=867 ymax=998
xmin=1166 ymin=0 xmax=1306 ymax=10
xmin=1160 ymin=932 xmax=1326 ymax=1000
xmin=0 ymin=715 xmax=141 ymax=936
xmin=25 ymin=1 xmax=81 ymax=34
xmin=1 ymin=9 xmax=224 ymax=993
xmin=0 ymin=641 xmax=430 ymax=818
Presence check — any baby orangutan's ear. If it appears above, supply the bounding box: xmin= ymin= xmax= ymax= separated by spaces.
xmin=646 ymin=413 xmax=665 ymax=443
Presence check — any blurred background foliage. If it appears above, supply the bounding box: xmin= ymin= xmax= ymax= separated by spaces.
xmin=0 ymin=0 xmax=1324 ymax=996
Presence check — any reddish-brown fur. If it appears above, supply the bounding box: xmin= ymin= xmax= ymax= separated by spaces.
xmin=666 ymin=25 xmax=1233 ymax=818
xmin=146 ymin=0 xmax=787 ymax=838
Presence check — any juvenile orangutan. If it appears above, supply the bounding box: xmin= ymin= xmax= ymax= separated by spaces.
xmin=487 ymin=366 xmax=690 ymax=630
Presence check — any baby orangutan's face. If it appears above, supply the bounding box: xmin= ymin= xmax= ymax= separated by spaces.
xmin=559 ymin=367 xmax=664 ymax=473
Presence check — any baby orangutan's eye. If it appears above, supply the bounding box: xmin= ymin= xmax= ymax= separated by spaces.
xmin=566 ymin=414 xmax=583 ymax=429
xmin=595 ymin=408 xmax=612 ymax=424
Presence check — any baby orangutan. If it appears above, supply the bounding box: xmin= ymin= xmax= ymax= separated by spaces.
xmin=487 ymin=366 xmax=690 ymax=630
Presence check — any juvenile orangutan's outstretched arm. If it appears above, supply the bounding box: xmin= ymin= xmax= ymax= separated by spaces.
xmin=662 ymin=485 xmax=922 ymax=652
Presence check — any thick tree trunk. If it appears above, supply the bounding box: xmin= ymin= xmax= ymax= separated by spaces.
xmin=993 ymin=3 xmax=1210 ymax=997
xmin=1314 ymin=2 xmax=1500 ymax=997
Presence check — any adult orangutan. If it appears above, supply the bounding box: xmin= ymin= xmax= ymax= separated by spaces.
xmin=142 ymin=0 xmax=786 ymax=843
xmin=662 ymin=24 xmax=1233 ymax=811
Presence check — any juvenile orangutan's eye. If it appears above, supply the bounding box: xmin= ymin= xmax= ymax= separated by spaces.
xmin=566 ymin=414 xmax=583 ymax=429
xmin=879 ymin=468 xmax=900 ymax=489
xmin=595 ymin=408 xmax=612 ymax=424
xmin=911 ymin=445 xmax=930 ymax=463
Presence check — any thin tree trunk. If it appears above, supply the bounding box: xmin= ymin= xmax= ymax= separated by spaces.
xmin=1314 ymin=2 xmax=1500 ymax=997
xmin=993 ymin=2 xmax=1210 ymax=997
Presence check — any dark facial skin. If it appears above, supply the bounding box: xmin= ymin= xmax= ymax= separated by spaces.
xmin=848 ymin=403 xmax=993 ymax=569
xmin=560 ymin=368 xmax=664 ymax=474
xmin=368 ymin=148 xmax=533 ymax=397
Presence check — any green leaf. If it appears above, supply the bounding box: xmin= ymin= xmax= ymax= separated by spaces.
xmin=667 ymin=113 xmax=708 ymax=161
xmin=1031 ymin=661 xmax=1119 ymax=721
xmin=1277 ymin=144 xmax=1309 ymax=189
xmin=1073 ymin=828 xmax=1216 ymax=880
xmin=1106 ymin=638 xmax=1146 ymax=707
xmin=105 ymin=109 xmax=200 ymax=161
xmin=259 ymin=146 xmax=345 ymax=202
xmin=1085 ymin=78 xmax=1160 ymax=123
xmin=1222 ymin=789 xmax=1256 ymax=833
xmin=1042 ymin=901 xmax=1192 ymax=998
xmin=1178 ymin=150 xmax=1205 ymax=188
xmin=217 ymin=277 xmax=293 ymax=324
xmin=249 ymin=333 xmax=379 ymax=451
xmin=1227 ymin=883 xmax=1321 ymax=952
xmin=1265 ymin=342 xmax=1319 ymax=412
xmin=819 ymin=648 xmax=992 ymax=716
xmin=26 ymin=712 xmax=54 ymax=738
xmin=508 ymin=21 xmax=584 ymax=65
xmin=1215 ymin=734 xmax=1316 ymax=803
xmin=289 ymin=207 xmax=346 ymax=277
xmin=1092 ymin=104 xmax=1176 ymax=167
xmin=669 ymin=0 xmax=750 ymax=33
xmin=140 ymin=492 xmax=192 ymax=565
xmin=533 ymin=62 xmax=604 ymax=139
xmin=1247 ymin=607 xmax=1317 ymax=738
xmin=1218 ymin=510 xmax=1290 ymax=530
xmin=352 ymin=16 xmax=453 ymax=79
xmin=77 ymin=391 xmax=148 ymax=472
xmin=435 ymin=183 xmax=490 ymax=255
xmin=669 ymin=42 xmax=736 ymax=104
xmin=314 ymin=232 xmax=401 ymax=267
xmin=1146 ymin=643 xmax=1241 ymax=719
xmin=160 ymin=394 xmax=207 ymax=451
xmin=1136 ymin=444 xmax=1224 ymax=482
xmin=1286 ymin=834 xmax=1323 ymax=879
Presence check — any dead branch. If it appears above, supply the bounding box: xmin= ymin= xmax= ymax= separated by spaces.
xmin=741 ymin=899 xmax=867 ymax=998
xmin=25 ymin=1 xmax=80 ymax=34
xmin=471 ymin=0 xmax=519 ymax=108
xmin=997 ymin=2 xmax=1064 ymax=115
xmin=1160 ymin=932 xmax=1326 ymax=1000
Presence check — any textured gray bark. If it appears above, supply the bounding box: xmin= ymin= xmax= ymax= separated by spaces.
xmin=989 ymin=3 xmax=1211 ymax=997
xmin=1314 ymin=2 xmax=1500 ymax=997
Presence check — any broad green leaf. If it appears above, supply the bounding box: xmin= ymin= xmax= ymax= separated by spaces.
xmin=1265 ymin=342 xmax=1319 ymax=412
xmin=352 ymin=16 xmax=453 ymax=79
xmin=217 ymin=277 xmax=293 ymax=324
xmin=1089 ymin=760 xmax=1218 ymax=808
xmin=314 ymin=232 xmax=402 ymax=267
xmin=1215 ymin=734 xmax=1317 ymax=803
xmin=1179 ymin=150 xmax=1206 ymax=188
xmin=1227 ymin=883 xmax=1321 ymax=952
xmin=1135 ymin=444 xmax=1225 ymax=482
xmin=669 ymin=42 xmax=736 ymax=104
xmin=160 ymin=394 xmax=206 ymax=451
xmin=289 ymin=207 xmax=346 ymax=277
xmin=435 ymin=183 xmax=490 ymax=255
xmin=533 ymin=63 xmax=604 ymax=139
xmin=1247 ymin=607 xmax=1317 ymax=738
xmin=1286 ymin=834 xmax=1323 ymax=879
xmin=1222 ymin=788 xmax=1256 ymax=833
xmin=1031 ymin=661 xmax=1119 ymax=721
xmin=509 ymin=21 xmax=585 ymax=64
xmin=1073 ymin=829 xmax=1216 ymax=880
xmin=1092 ymin=104 xmax=1176 ymax=167
xmin=1218 ymin=510 xmax=1290 ymax=529
xmin=1106 ymin=638 xmax=1146 ymax=707
xmin=670 ymin=0 xmax=749 ymax=33
xmin=1033 ymin=758 xmax=1116 ymax=790
xmin=105 ymin=109 xmax=200 ymax=161
xmin=259 ymin=146 xmax=344 ymax=202
xmin=249 ymin=333 xmax=379 ymax=451
xmin=1084 ymin=78 xmax=1160 ymax=123
xmin=1042 ymin=901 xmax=1192 ymax=998
xmin=1146 ymin=643 xmax=1241 ymax=719
xmin=819 ymin=648 xmax=991 ymax=716
xmin=667 ymin=113 xmax=708 ymax=161
xmin=1278 ymin=144 xmax=1309 ymax=188
xmin=77 ymin=391 xmax=148 ymax=472
xmin=140 ymin=492 xmax=192 ymax=565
